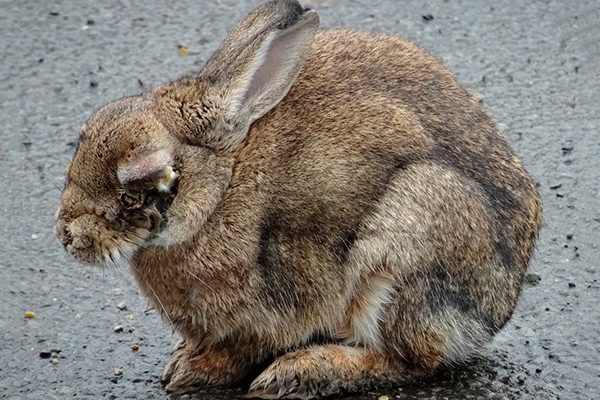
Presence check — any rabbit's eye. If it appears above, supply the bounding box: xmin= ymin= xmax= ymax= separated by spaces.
xmin=119 ymin=192 xmax=144 ymax=210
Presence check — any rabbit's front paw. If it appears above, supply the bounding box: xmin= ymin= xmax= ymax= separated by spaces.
xmin=161 ymin=339 xmax=248 ymax=395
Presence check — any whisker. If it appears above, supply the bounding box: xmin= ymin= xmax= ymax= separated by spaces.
xmin=124 ymin=231 xmax=216 ymax=295
xmin=127 ymin=257 xmax=176 ymax=331
xmin=184 ymin=267 xmax=218 ymax=295
xmin=123 ymin=237 xmax=144 ymax=250
xmin=112 ymin=257 xmax=129 ymax=285
xmin=103 ymin=249 xmax=127 ymax=289
xmin=128 ymin=232 xmax=148 ymax=241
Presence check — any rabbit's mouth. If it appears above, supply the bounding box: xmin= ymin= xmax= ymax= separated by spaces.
xmin=56 ymin=212 xmax=154 ymax=266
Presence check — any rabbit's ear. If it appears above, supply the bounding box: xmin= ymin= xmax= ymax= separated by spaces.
xmin=202 ymin=1 xmax=319 ymax=141
xmin=117 ymin=150 xmax=178 ymax=193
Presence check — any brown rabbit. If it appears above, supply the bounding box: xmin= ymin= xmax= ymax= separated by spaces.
xmin=55 ymin=0 xmax=542 ymax=398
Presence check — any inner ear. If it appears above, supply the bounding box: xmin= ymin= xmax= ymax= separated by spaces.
xmin=185 ymin=5 xmax=319 ymax=150
xmin=117 ymin=150 xmax=178 ymax=193
xmin=216 ymin=10 xmax=319 ymax=126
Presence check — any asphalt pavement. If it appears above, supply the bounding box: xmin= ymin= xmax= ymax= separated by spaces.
xmin=1 ymin=0 xmax=599 ymax=399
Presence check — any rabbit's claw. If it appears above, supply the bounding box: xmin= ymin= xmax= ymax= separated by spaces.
xmin=246 ymin=350 xmax=336 ymax=399
xmin=160 ymin=339 xmax=246 ymax=395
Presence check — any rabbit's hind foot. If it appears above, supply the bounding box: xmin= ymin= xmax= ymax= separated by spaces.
xmin=245 ymin=344 xmax=408 ymax=399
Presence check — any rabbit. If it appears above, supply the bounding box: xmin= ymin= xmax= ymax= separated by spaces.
xmin=55 ymin=0 xmax=543 ymax=398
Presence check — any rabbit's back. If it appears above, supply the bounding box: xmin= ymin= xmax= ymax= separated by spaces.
xmin=242 ymin=29 xmax=541 ymax=266
xmin=227 ymin=29 xmax=542 ymax=345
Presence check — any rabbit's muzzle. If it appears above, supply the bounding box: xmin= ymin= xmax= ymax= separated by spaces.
xmin=55 ymin=203 xmax=162 ymax=266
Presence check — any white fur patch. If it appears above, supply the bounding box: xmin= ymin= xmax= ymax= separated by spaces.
xmin=345 ymin=275 xmax=395 ymax=349
xmin=439 ymin=309 xmax=492 ymax=364
xmin=156 ymin=165 xmax=179 ymax=192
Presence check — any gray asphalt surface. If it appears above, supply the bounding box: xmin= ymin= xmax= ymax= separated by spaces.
xmin=1 ymin=0 xmax=599 ymax=399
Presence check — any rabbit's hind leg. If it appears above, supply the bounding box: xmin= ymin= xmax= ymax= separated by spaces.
xmin=379 ymin=265 xmax=496 ymax=372
xmin=246 ymin=344 xmax=410 ymax=399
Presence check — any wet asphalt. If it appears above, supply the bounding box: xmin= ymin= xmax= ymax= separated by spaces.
xmin=1 ymin=0 xmax=599 ymax=399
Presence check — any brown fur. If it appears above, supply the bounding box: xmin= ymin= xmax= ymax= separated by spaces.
xmin=55 ymin=1 xmax=542 ymax=398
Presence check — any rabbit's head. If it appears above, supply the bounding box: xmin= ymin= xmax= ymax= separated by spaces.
xmin=55 ymin=0 xmax=319 ymax=265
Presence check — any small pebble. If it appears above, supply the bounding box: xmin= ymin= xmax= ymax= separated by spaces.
xmin=422 ymin=14 xmax=434 ymax=21
xmin=113 ymin=368 xmax=123 ymax=377
xmin=378 ymin=396 xmax=390 ymax=400
xmin=31 ymin=234 xmax=38 ymax=240
xmin=178 ymin=45 xmax=190 ymax=56
xmin=114 ymin=325 xmax=124 ymax=333
xmin=524 ymin=273 xmax=541 ymax=286
xmin=568 ymin=282 xmax=576 ymax=288
xmin=131 ymin=343 xmax=140 ymax=351
xmin=39 ymin=351 xmax=52 ymax=359
xmin=51 ymin=358 xmax=59 ymax=365
xmin=566 ymin=234 xmax=573 ymax=240
xmin=125 ymin=314 xmax=134 ymax=321
xmin=561 ymin=141 xmax=574 ymax=156
xmin=24 ymin=311 xmax=36 ymax=319
xmin=116 ymin=301 xmax=127 ymax=311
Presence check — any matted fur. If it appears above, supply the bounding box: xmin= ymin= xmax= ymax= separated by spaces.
xmin=55 ymin=1 xmax=542 ymax=398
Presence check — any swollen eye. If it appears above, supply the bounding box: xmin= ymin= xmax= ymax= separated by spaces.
xmin=119 ymin=192 xmax=145 ymax=209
